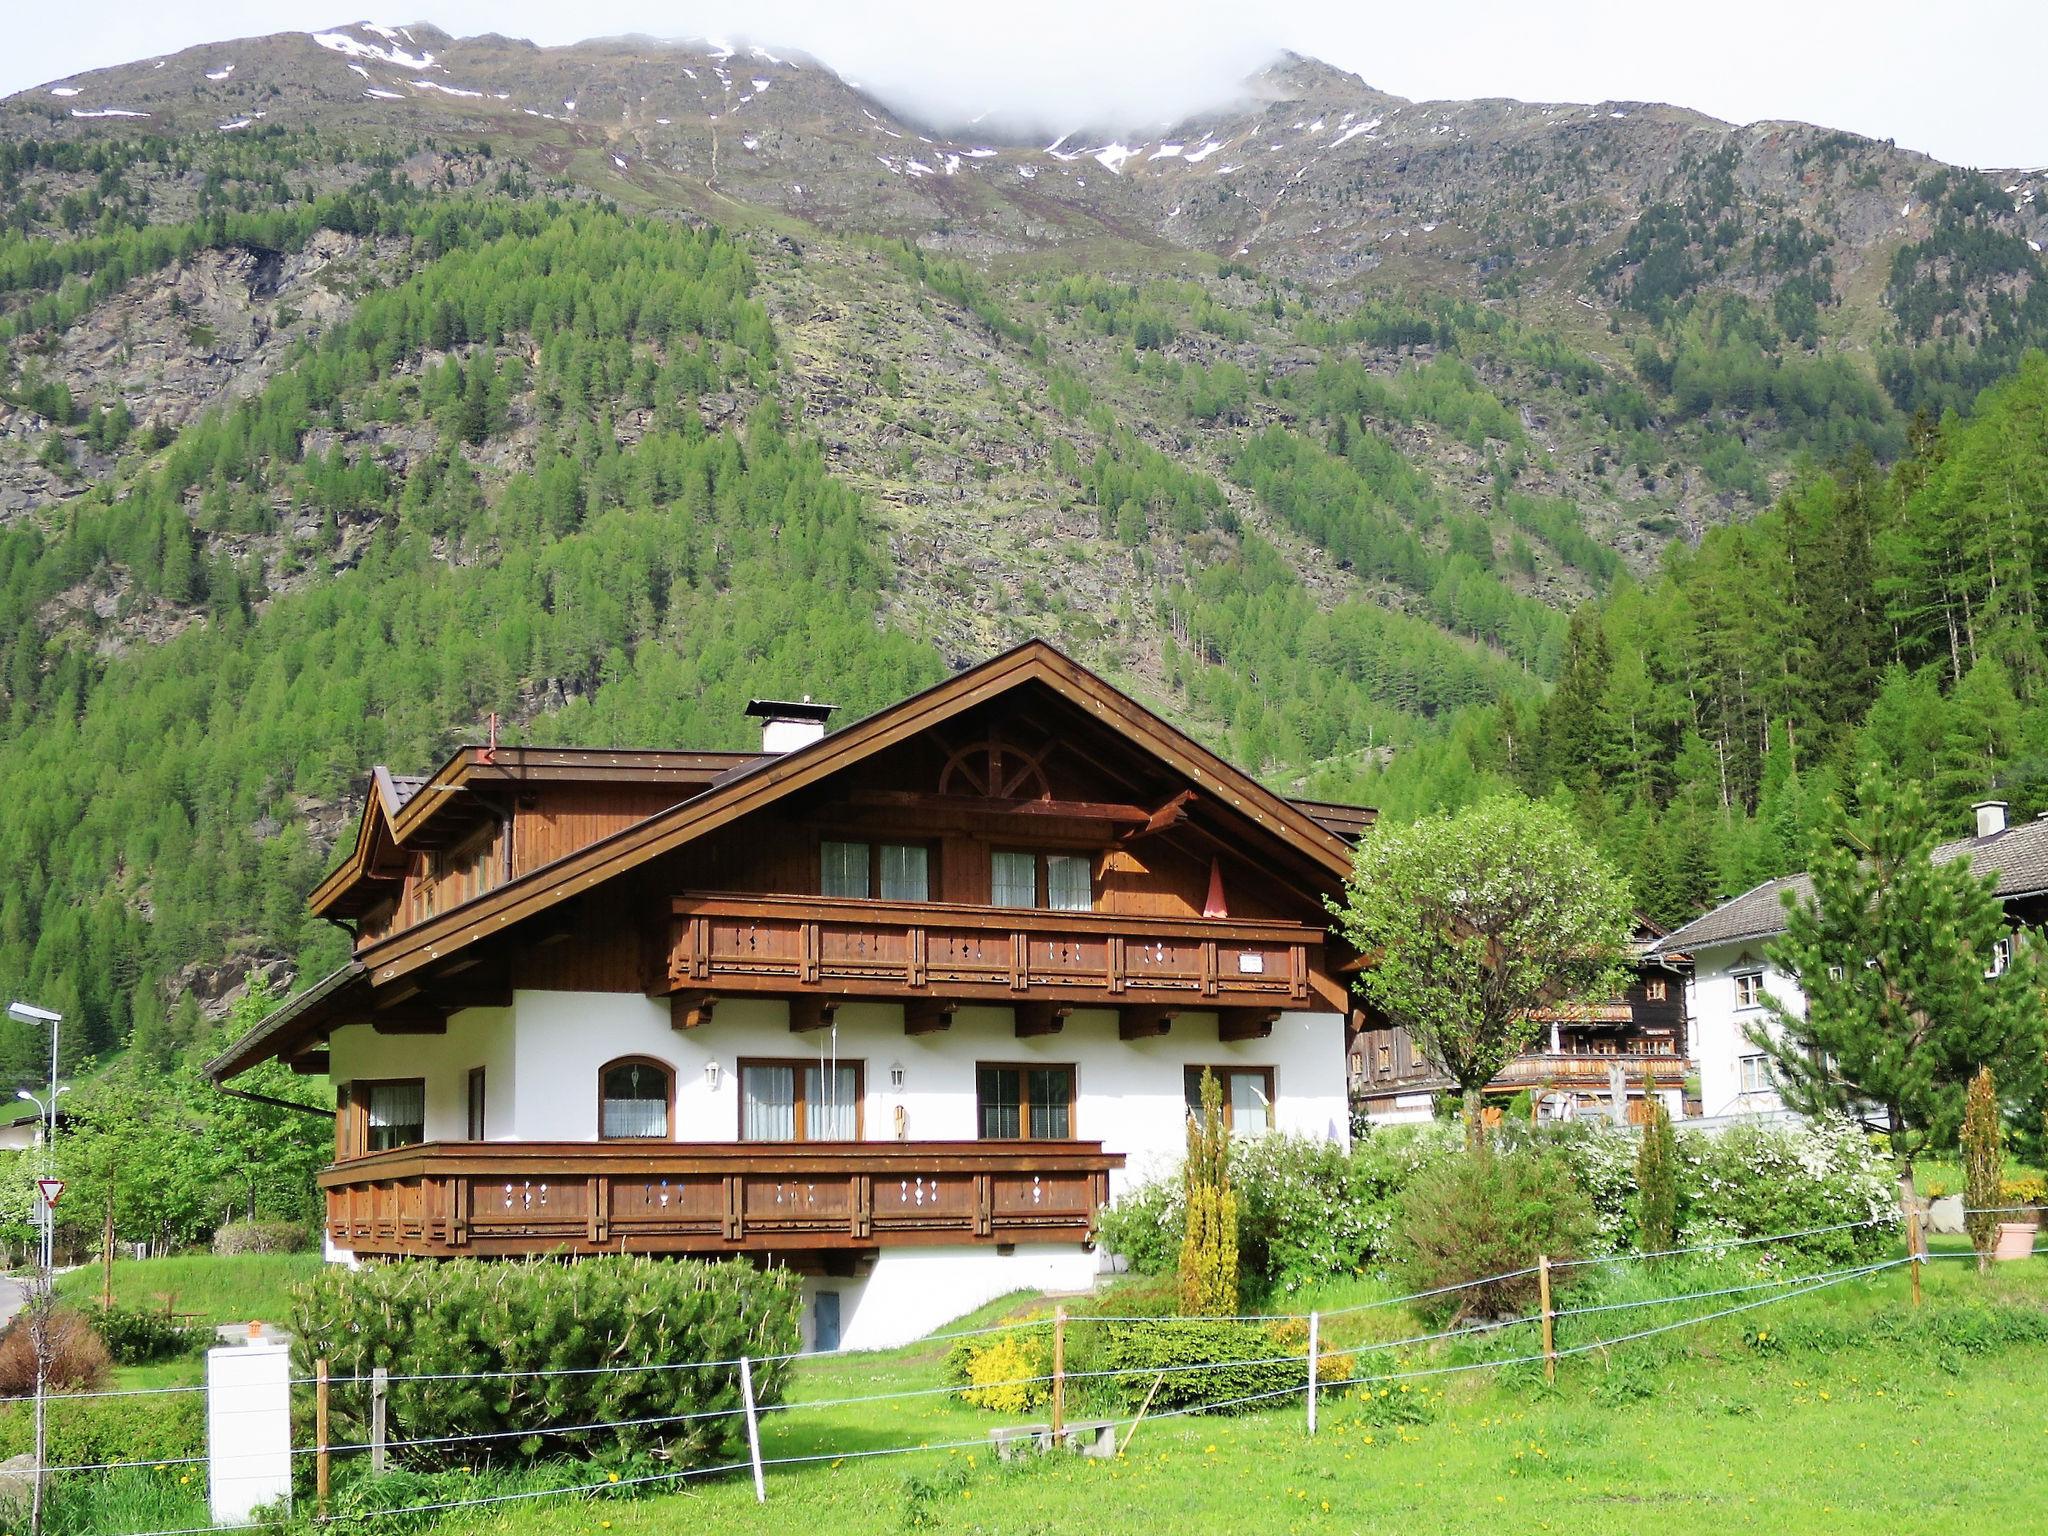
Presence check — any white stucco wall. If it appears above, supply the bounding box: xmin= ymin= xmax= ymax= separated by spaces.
xmin=329 ymin=1004 xmax=516 ymax=1141
xmin=800 ymin=1244 xmax=1103 ymax=1353
xmin=329 ymin=990 xmax=1347 ymax=1344
xmin=338 ymin=990 xmax=1347 ymax=1197
xmin=1685 ymin=940 xmax=1807 ymax=1118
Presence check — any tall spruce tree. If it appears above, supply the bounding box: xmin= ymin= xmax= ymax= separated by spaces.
xmin=1758 ymin=765 xmax=2046 ymax=1203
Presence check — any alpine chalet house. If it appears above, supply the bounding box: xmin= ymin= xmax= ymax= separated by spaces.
xmin=1647 ymin=800 xmax=2048 ymax=1120
xmin=208 ymin=642 xmax=1368 ymax=1349
xmin=1349 ymin=918 xmax=1691 ymax=1124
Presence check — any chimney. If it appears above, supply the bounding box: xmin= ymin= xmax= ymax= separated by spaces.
xmin=1973 ymin=799 xmax=2008 ymax=838
xmin=745 ymin=696 xmax=835 ymax=755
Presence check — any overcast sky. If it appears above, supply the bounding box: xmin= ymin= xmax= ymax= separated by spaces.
xmin=9 ymin=2 xmax=2047 ymax=167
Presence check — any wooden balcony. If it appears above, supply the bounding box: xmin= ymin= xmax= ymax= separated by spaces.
xmin=657 ymin=892 xmax=1328 ymax=1018
xmin=320 ymin=1138 xmax=1123 ymax=1259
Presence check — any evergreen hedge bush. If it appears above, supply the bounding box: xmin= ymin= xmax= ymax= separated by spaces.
xmin=288 ymin=1257 xmax=802 ymax=1470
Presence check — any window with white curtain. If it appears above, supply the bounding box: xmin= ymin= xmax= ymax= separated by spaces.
xmin=991 ymin=850 xmax=1038 ymax=908
xmin=805 ymin=1064 xmax=861 ymax=1139
xmin=366 ymin=1081 xmax=425 ymax=1151
xmin=742 ymin=1063 xmax=796 ymax=1140
xmin=821 ymin=840 xmax=869 ymax=899
xmin=741 ymin=1060 xmax=864 ymax=1140
xmin=878 ymin=843 xmax=928 ymax=901
xmin=600 ymin=1059 xmax=670 ymax=1139
xmin=1046 ymin=854 xmax=1092 ymax=911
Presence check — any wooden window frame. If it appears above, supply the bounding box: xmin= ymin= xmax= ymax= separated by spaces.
xmin=1643 ymin=978 xmax=1668 ymax=1003
xmin=466 ymin=1067 xmax=487 ymax=1141
xmin=597 ymin=1056 xmax=675 ymax=1142
xmin=817 ymin=838 xmax=936 ymax=901
xmin=351 ymin=1077 xmax=427 ymax=1157
xmin=1732 ymin=970 xmax=1764 ymax=1010
xmin=1183 ymin=1065 xmax=1277 ymax=1133
xmin=737 ymin=1057 xmax=866 ymax=1141
xmin=988 ymin=848 xmax=1096 ymax=912
xmin=974 ymin=1061 xmax=1078 ymax=1140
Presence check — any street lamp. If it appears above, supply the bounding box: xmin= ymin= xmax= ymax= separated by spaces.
xmin=7 ymin=1001 xmax=60 ymax=1536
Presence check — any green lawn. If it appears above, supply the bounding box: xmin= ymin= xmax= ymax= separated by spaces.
xmin=408 ymin=1250 xmax=2048 ymax=1536
xmin=52 ymin=1251 xmax=322 ymax=1325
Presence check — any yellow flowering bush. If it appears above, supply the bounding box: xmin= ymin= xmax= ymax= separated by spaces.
xmin=2000 ymin=1174 xmax=2046 ymax=1208
xmin=960 ymin=1332 xmax=1051 ymax=1414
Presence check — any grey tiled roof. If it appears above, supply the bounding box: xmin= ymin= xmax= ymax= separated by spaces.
xmin=387 ymin=774 xmax=428 ymax=811
xmin=1649 ymin=815 xmax=2048 ymax=956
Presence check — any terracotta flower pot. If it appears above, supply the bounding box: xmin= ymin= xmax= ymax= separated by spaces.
xmin=1993 ymin=1216 xmax=2040 ymax=1262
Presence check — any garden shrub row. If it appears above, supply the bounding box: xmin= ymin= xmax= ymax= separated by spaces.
xmin=288 ymin=1256 xmax=803 ymax=1470
xmin=1098 ymin=1115 xmax=1900 ymax=1302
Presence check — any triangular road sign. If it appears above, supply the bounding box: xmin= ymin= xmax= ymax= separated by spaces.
xmin=35 ymin=1178 xmax=63 ymax=1209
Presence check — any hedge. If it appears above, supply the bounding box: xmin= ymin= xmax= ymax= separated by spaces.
xmin=288 ymin=1257 xmax=802 ymax=1470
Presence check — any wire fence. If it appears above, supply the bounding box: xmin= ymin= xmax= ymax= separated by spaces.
xmin=26 ymin=1209 xmax=2032 ymax=1536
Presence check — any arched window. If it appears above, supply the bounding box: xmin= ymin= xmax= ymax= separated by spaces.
xmin=600 ymin=1058 xmax=672 ymax=1140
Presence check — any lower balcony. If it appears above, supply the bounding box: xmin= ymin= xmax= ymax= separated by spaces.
xmin=320 ymin=1139 xmax=1123 ymax=1260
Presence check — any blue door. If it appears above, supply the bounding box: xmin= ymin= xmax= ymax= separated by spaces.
xmin=814 ymin=1290 xmax=841 ymax=1353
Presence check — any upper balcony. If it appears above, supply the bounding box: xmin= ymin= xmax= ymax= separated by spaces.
xmin=654 ymin=892 xmax=1334 ymax=1031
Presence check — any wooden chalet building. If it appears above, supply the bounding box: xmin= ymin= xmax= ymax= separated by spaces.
xmin=1349 ymin=919 xmax=1692 ymax=1125
xmin=208 ymin=642 xmax=1368 ymax=1349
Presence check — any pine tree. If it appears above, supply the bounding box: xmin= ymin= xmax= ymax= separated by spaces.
xmin=1760 ymin=765 xmax=2046 ymax=1203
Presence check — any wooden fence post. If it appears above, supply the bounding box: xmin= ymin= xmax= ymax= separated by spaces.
xmin=1051 ymin=1306 xmax=1068 ymax=1442
xmin=314 ymin=1357 xmax=331 ymax=1518
xmin=1907 ymin=1203 xmax=1923 ymax=1309
xmin=1538 ymin=1256 xmax=1555 ymax=1384
xmin=739 ymin=1356 xmax=766 ymax=1504
xmin=1306 ymin=1311 xmax=1319 ymax=1435
xmin=370 ymin=1366 xmax=389 ymax=1475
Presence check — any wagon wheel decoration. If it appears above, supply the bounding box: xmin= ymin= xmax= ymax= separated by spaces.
xmin=938 ymin=731 xmax=1054 ymax=800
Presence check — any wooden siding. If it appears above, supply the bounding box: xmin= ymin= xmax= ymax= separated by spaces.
xmin=320 ymin=1138 xmax=1122 ymax=1258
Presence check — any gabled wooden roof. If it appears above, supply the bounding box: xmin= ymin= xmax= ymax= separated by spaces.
xmin=352 ymin=641 xmax=1360 ymax=992
xmin=210 ymin=641 xmax=1371 ymax=1081
xmin=309 ymin=746 xmax=764 ymax=917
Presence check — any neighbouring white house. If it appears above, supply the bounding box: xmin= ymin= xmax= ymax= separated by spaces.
xmin=1648 ymin=799 xmax=2048 ymax=1119
xmin=207 ymin=642 xmax=1367 ymax=1350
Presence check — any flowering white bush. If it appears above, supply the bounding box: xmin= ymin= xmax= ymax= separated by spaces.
xmin=1679 ymin=1114 xmax=1899 ymax=1261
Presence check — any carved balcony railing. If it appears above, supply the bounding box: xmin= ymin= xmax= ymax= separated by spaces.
xmin=320 ymin=1139 xmax=1123 ymax=1259
xmin=658 ymin=892 xmax=1323 ymax=1011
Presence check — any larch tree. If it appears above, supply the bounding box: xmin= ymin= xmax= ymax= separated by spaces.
xmin=1758 ymin=765 xmax=2046 ymax=1206
xmin=1332 ymin=793 xmax=1635 ymax=1148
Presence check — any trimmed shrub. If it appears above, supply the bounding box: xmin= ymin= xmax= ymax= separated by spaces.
xmin=1391 ymin=1145 xmax=1596 ymax=1324
xmin=0 ymin=1307 xmax=112 ymax=1396
xmin=0 ymin=1381 xmax=204 ymax=1469
xmin=212 ymin=1221 xmax=309 ymax=1256
xmin=91 ymin=1304 xmax=199 ymax=1365
xmin=1094 ymin=1316 xmax=1350 ymax=1413
xmin=289 ymin=1256 xmax=802 ymax=1470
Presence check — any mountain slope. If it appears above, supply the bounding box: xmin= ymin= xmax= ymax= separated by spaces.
xmin=1 ymin=20 xmax=2046 ymax=1077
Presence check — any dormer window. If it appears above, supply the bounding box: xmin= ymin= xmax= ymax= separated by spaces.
xmin=990 ymin=850 xmax=1094 ymax=911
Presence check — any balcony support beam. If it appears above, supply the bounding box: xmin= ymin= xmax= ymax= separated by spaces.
xmin=1118 ymin=1005 xmax=1176 ymax=1041
xmin=671 ymin=991 xmax=718 ymax=1031
xmin=789 ymin=996 xmax=842 ymax=1033
xmin=904 ymin=998 xmax=957 ymax=1036
xmin=1218 ymin=1007 xmax=1279 ymax=1042
xmin=1015 ymin=1000 xmax=1072 ymax=1038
